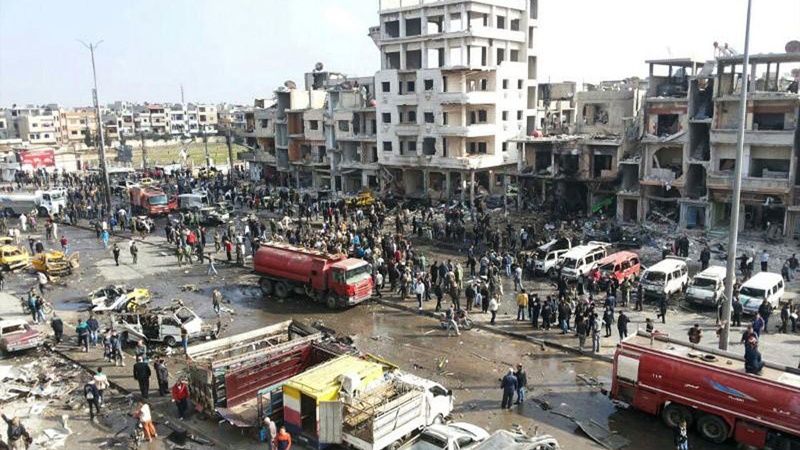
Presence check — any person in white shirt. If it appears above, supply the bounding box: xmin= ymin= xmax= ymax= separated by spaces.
xmin=415 ymin=277 xmax=426 ymax=309
xmin=93 ymin=368 xmax=110 ymax=405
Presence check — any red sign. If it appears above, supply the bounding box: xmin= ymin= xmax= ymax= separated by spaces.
xmin=18 ymin=149 xmax=56 ymax=168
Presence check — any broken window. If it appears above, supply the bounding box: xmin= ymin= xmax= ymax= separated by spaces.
xmin=383 ymin=141 xmax=392 ymax=152
xmin=406 ymin=50 xmax=422 ymax=70
xmin=427 ymin=15 xmax=443 ymax=34
xmin=338 ymin=121 xmax=349 ymax=132
xmin=718 ymin=159 xmax=735 ymax=172
xmin=423 ymin=137 xmax=436 ymax=155
xmin=381 ymin=82 xmax=391 ymax=93
xmin=309 ymin=120 xmax=319 ymax=130
xmin=753 ymin=113 xmax=785 ymax=131
xmin=259 ymin=119 xmax=269 ymax=128
xmin=424 ymin=79 xmax=434 ymax=91
xmin=592 ymin=154 xmax=613 ymax=178
xmin=656 ymin=114 xmax=680 ymax=137
xmin=382 ymin=113 xmax=391 ymax=123
xmin=583 ymin=104 xmax=609 ymax=125
xmin=385 ymin=20 xmax=400 ymax=38
xmin=424 ymin=112 xmax=434 ymax=124
xmin=385 ymin=52 xmax=401 ymax=70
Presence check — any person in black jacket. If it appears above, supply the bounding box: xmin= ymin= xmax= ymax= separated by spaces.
xmin=500 ymin=368 xmax=517 ymax=410
xmin=745 ymin=340 xmax=765 ymax=375
xmin=83 ymin=381 xmax=101 ymax=420
xmin=50 ymin=315 xmax=64 ymax=345
xmin=617 ymin=311 xmax=630 ymax=341
xmin=2 ymin=413 xmax=32 ymax=450
xmin=133 ymin=356 xmax=152 ymax=399
xmin=673 ymin=420 xmax=689 ymax=450
xmin=514 ymin=364 xmax=527 ymax=405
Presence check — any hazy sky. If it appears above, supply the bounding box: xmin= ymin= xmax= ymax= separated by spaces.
xmin=1 ymin=0 xmax=798 ymax=107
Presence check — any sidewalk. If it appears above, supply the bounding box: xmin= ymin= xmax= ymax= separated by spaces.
xmin=376 ymin=289 xmax=800 ymax=369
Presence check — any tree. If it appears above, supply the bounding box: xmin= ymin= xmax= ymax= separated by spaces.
xmin=84 ymin=126 xmax=94 ymax=147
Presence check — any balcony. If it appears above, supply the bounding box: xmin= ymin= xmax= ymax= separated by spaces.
xmin=394 ymin=123 xmax=420 ymax=136
xmin=437 ymin=123 xmax=495 ymax=137
xmin=438 ymin=91 xmax=496 ymax=105
xmin=706 ymin=172 xmax=791 ymax=193
xmin=710 ymin=129 xmax=795 ymax=146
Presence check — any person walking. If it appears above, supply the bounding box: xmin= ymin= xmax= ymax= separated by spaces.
xmin=83 ymin=380 xmax=101 ymax=421
xmin=50 ymin=315 xmax=63 ymax=345
xmin=577 ymin=317 xmax=588 ymax=350
xmin=130 ymin=241 xmax=139 ymax=265
xmin=732 ymin=296 xmax=743 ymax=327
xmin=752 ymin=313 xmax=765 ymax=338
xmin=133 ymin=356 xmax=152 ymax=399
xmin=275 ymin=426 xmax=292 ymax=450
xmin=657 ymin=297 xmax=668 ymax=324
xmin=262 ymin=417 xmax=277 ymax=450
xmin=134 ymin=400 xmax=158 ymax=442
xmin=206 ymin=253 xmax=218 ymax=276
xmin=87 ymin=314 xmax=100 ymax=347
xmin=789 ymin=253 xmax=799 ymax=280
xmin=489 ymin=296 xmax=500 ymax=325
xmin=514 ymin=364 xmax=527 ymax=405
xmin=154 ymin=358 xmax=169 ymax=396
xmin=170 ymin=379 xmax=190 ymax=420
xmin=112 ymin=243 xmax=121 ymax=266
xmin=212 ymin=289 xmax=223 ymax=316
xmin=110 ymin=331 xmax=125 ymax=367
xmin=500 ymin=367 xmax=517 ymax=410
xmin=37 ymin=271 xmax=48 ymax=297
xmin=602 ymin=307 xmax=613 ymax=337
xmin=760 ymin=249 xmax=769 ymax=272
xmin=673 ymin=420 xmax=689 ymax=450
xmin=617 ymin=310 xmax=629 ymax=341
xmin=93 ymin=368 xmax=109 ymax=405
xmin=700 ymin=245 xmax=711 ymax=270
xmin=591 ymin=313 xmax=601 ymax=353
xmin=1 ymin=414 xmax=32 ymax=450
xmin=76 ymin=319 xmax=90 ymax=352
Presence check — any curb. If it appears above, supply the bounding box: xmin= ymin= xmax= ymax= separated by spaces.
xmin=52 ymin=347 xmax=230 ymax=450
xmin=373 ymin=298 xmax=614 ymax=363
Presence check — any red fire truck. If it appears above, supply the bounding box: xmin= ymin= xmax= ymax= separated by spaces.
xmin=253 ymin=242 xmax=373 ymax=309
xmin=610 ymin=332 xmax=800 ymax=448
xmin=129 ymin=186 xmax=176 ymax=215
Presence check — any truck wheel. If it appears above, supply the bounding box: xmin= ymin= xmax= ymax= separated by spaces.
xmin=662 ymin=403 xmax=693 ymax=429
xmin=325 ymin=295 xmax=338 ymax=310
xmin=37 ymin=206 xmax=48 ymax=218
xmin=547 ymin=268 xmax=555 ymax=278
xmin=164 ymin=336 xmax=177 ymax=347
xmin=274 ymin=282 xmax=290 ymax=299
xmin=697 ymin=414 xmax=728 ymax=443
xmin=260 ymin=279 xmax=274 ymax=296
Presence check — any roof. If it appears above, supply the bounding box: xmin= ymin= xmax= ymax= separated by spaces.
xmin=284 ymin=355 xmax=384 ymax=398
xmin=645 ymin=58 xmax=704 ymax=67
xmin=717 ymin=52 xmax=800 ymax=65
xmin=644 ymin=257 xmax=687 ymax=271
xmin=597 ymin=251 xmax=638 ymax=265
xmin=694 ymin=265 xmax=728 ymax=278
xmin=741 ymin=271 xmax=784 ymax=285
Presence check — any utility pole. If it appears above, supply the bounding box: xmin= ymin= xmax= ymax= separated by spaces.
xmin=720 ymin=0 xmax=753 ymax=351
xmin=80 ymin=40 xmax=112 ymax=212
xmin=202 ymin=128 xmax=210 ymax=168
xmin=139 ymin=132 xmax=148 ymax=170
xmin=226 ymin=127 xmax=235 ymax=184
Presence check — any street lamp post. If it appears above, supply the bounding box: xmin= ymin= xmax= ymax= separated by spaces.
xmin=80 ymin=40 xmax=112 ymax=212
xmin=720 ymin=0 xmax=753 ymax=351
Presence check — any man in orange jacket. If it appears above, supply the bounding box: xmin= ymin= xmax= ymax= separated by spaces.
xmin=170 ymin=379 xmax=190 ymax=420
xmin=275 ymin=426 xmax=292 ymax=450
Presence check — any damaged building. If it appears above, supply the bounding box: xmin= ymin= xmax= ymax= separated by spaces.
xmin=371 ymin=0 xmax=538 ymax=203
xmin=638 ymin=53 xmax=800 ymax=236
xmin=515 ymin=79 xmax=644 ymax=215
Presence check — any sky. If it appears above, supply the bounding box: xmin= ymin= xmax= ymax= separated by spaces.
xmin=0 ymin=0 xmax=798 ymax=107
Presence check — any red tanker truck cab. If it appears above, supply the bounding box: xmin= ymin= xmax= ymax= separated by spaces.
xmin=129 ymin=186 xmax=177 ymax=215
xmin=610 ymin=332 xmax=800 ymax=448
xmin=253 ymin=242 xmax=373 ymax=309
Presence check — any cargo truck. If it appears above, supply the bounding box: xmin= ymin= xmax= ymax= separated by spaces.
xmin=285 ymin=355 xmax=454 ymax=450
xmin=0 ymin=189 xmax=67 ymax=217
xmin=610 ymin=331 xmax=800 ymax=448
xmin=253 ymin=242 xmax=373 ymax=309
xmin=185 ymin=320 xmax=348 ymax=428
xmin=129 ymin=186 xmax=176 ymax=215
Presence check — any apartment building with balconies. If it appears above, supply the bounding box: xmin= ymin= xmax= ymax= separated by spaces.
xmin=372 ymin=0 xmax=538 ymax=203
xmin=12 ymin=106 xmax=63 ymax=145
xmin=60 ymin=109 xmax=97 ymax=143
xmin=198 ymin=104 xmax=218 ymax=134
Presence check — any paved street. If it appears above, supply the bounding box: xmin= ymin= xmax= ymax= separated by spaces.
xmin=3 ymin=219 xmax=787 ymax=449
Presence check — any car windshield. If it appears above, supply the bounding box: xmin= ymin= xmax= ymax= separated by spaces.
xmin=562 ymin=257 xmax=579 ymax=269
xmin=346 ymin=264 xmax=372 ymax=283
xmin=643 ymin=271 xmax=665 ymax=282
xmin=50 ymin=192 xmax=65 ymax=201
xmin=1 ymin=324 xmax=26 ymax=335
xmin=740 ymin=287 xmax=765 ymax=298
xmin=414 ymin=433 xmax=449 ymax=450
xmin=599 ymin=262 xmax=615 ymax=271
xmin=149 ymin=194 xmax=168 ymax=205
xmin=692 ymin=277 xmax=717 ymax=288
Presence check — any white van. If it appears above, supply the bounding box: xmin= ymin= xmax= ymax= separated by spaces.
xmin=533 ymin=238 xmax=572 ymax=277
xmin=685 ymin=266 xmax=727 ymax=307
xmin=739 ymin=272 xmax=784 ymax=315
xmin=640 ymin=257 xmax=689 ymax=300
xmin=558 ymin=242 xmax=610 ymax=280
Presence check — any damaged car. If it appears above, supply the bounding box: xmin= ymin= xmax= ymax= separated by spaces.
xmin=89 ymin=285 xmax=151 ymax=313
xmin=111 ymin=301 xmax=220 ymax=347
xmin=0 ymin=319 xmax=45 ymax=354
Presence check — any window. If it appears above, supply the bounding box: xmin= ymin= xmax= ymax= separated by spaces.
xmin=478 ymin=142 xmax=487 ymax=153
xmin=407 ymin=110 xmax=417 ymax=123
xmin=338 ymin=120 xmax=349 ymax=132
xmin=478 ymin=110 xmax=487 ymax=123
xmin=423 ymin=137 xmax=436 ymax=155
xmin=497 ymin=49 xmax=505 ymax=64
xmin=71 ymin=130 xmax=78 ymax=135
xmin=383 ymin=141 xmax=392 ymax=152
xmin=502 ymin=79 xmax=509 ymax=89
xmin=308 ymin=120 xmax=319 ymax=130
xmin=424 ymin=112 xmax=434 ymax=124
xmin=406 ymin=81 xmax=415 ymax=93
xmin=200 ymin=115 xmax=207 ymax=121
xmin=382 ymin=113 xmax=391 ymax=123
xmin=424 ymin=79 xmax=434 ymax=91
xmin=260 ymin=119 xmax=270 ymax=128
xmin=408 ymin=141 xmax=417 ymax=153
xmin=496 ymin=15 xmax=505 ymax=29
xmin=480 ymin=79 xmax=488 ymax=90
xmin=510 ymin=50 xmax=519 ymax=62
xmin=442 ymin=112 xmax=448 ymax=125
xmin=469 ymin=111 xmax=477 ymax=125
xmin=517 ymin=79 xmax=524 ymax=89
xmin=502 ymin=111 xmax=509 ymax=121
xmin=517 ymin=111 xmax=523 ymax=120
xmin=442 ymin=76 xmax=448 ymax=92
xmin=381 ymin=82 xmax=391 ymax=93
xmin=502 ymin=142 xmax=508 ymax=152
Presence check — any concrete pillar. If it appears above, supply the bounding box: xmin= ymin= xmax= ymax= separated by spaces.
xmin=469 ymin=170 xmax=476 ymax=214
xmin=423 ymin=169 xmax=430 ymax=194
xmin=444 ymin=171 xmax=451 ymax=199
xmin=400 ymin=45 xmax=407 ymax=71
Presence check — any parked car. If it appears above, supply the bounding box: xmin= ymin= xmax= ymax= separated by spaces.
xmin=398 ymin=423 xmax=490 ymax=450
xmin=0 ymin=319 xmax=44 ymax=353
xmin=0 ymin=237 xmax=30 ymax=271
xmin=89 ymin=285 xmax=151 ymax=312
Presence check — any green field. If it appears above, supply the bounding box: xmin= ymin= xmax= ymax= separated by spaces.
xmin=127 ymin=142 xmax=245 ymax=166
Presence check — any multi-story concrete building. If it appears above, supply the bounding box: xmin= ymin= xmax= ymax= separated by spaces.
xmin=60 ymin=110 xmax=97 ymax=144
xmin=634 ymin=53 xmax=800 ymax=235
xmin=0 ymin=110 xmax=11 ymax=140
xmin=197 ymin=104 xmax=218 ymax=134
xmin=146 ymin=105 xmax=168 ymax=134
xmin=169 ymin=105 xmax=186 ymax=135
xmin=10 ymin=106 xmax=63 ymax=145
xmin=537 ymin=81 xmax=578 ymax=135
xmin=372 ymin=0 xmax=538 ymax=203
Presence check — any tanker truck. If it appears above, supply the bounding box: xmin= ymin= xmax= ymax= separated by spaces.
xmin=129 ymin=186 xmax=176 ymax=215
xmin=0 ymin=189 xmax=67 ymax=217
xmin=253 ymin=242 xmax=373 ymax=308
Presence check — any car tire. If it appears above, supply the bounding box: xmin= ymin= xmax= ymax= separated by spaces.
xmin=697 ymin=414 xmax=728 ymax=444
xmin=662 ymin=403 xmax=693 ymax=429
xmin=164 ymin=336 xmax=177 ymax=347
